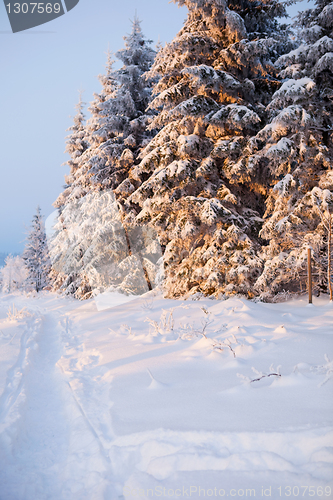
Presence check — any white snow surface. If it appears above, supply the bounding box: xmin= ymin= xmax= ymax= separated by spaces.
xmin=0 ymin=291 xmax=332 ymax=499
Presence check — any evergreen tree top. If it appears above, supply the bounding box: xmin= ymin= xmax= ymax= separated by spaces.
xmin=23 ymin=206 xmax=51 ymax=293
xmin=72 ymin=92 xmax=85 ymax=127
xmin=97 ymin=50 xmax=119 ymax=98
xmin=116 ymin=16 xmax=155 ymax=71
xmin=65 ymin=91 xmax=88 ymax=158
xmin=30 ymin=205 xmax=43 ymax=227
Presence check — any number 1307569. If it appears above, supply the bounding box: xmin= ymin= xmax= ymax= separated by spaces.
xmin=277 ymin=485 xmax=332 ymax=497
xmin=6 ymin=3 xmax=61 ymax=14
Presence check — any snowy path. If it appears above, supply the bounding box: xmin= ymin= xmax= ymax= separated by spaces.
xmin=0 ymin=308 xmax=117 ymax=500
xmin=0 ymin=292 xmax=332 ymax=499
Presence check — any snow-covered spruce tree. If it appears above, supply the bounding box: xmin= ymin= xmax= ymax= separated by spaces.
xmin=83 ymin=17 xmax=156 ymax=193
xmin=23 ymin=207 xmax=51 ymax=292
xmin=298 ymin=187 xmax=333 ymax=300
xmin=54 ymin=92 xmax=89 ymax=210
xmin=0 ymin=255 xmax=28 ymax=293
xmin=50 ymin=57 xmax=119 ymax=297
xmin=55 ymin=51 xmax=121 ymax=206
xmin=49 ymin=190 xmax=161 ymax=298
xmin=50 ymin=19 xmax=157 ymax=298
xmin=118 ymin=0 xmax=290 ymax=298
xmin=245 ymin=0 xmax=333 ymax=299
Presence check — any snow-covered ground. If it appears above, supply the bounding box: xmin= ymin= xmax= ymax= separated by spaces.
xmin=0 ymin=291 xmax=332 ymax=500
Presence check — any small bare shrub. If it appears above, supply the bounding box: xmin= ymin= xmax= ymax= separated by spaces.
xmin=7 ymin=304 xmax=31 ymax=321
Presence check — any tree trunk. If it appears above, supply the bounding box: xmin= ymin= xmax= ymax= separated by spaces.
xmin=308 ymin=248 xmax=312 ymax=304
xmin=328 ymin=213 xmax=333 ymax=301
xmin=122 ymin=217 xmax=152 ymax=292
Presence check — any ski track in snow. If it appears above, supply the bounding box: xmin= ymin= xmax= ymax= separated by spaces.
xmin=0 ymin=307 xmax=117 ymax=500
xmin=0 ymin=293 xmax=332 ymax=499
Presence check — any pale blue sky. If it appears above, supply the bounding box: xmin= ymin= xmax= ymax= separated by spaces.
xmin=0 ymin=0 xmax=311 ymax=254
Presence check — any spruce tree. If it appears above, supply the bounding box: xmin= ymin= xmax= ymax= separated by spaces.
xmin=50 ymin=190 xmax=161 ymax=298
xmin=120 ymin=0 xmax=290 ymax=298
xmin=54 ymin=92 xmax=89 ymax=209
xmin=50 ymin=19 xmax=157 ymax=298
xmin=0 ymin=255 xmax=27 ymax=293
xmin=23 ymin=207 xmax=51 ymax=292
xmin=54 ymin=19 xmax=156 ymax=207
xmin=247 ymin=0 xmax=333 ymax=299
xmin=84 ymin=18 xmax=156 ymax=192
xmin=56 ymin=51 xmax=121 ymax=205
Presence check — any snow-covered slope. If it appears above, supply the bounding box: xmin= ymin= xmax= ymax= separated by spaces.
xmin=0 ymin=291 xmax=332 ymax=499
